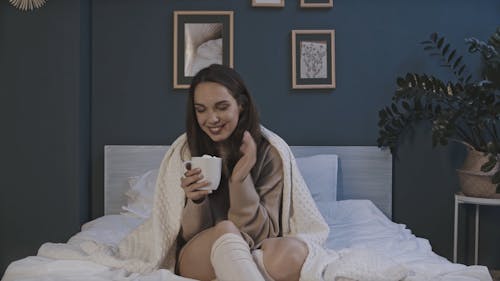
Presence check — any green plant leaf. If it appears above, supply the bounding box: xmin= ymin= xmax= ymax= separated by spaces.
xmin=465 ymin=74 xmax=472 ymax=84
xmin=430 ymin=32 xmax=438 ymax=42
xmin=402 ymin=101 xmax=411 ymax=111
xmin=405 ymin=73 xmax=414 ymax=85
xmin=391 ymin=103 xmax=400 ymax=115
xmin=488 ymin=27 xmax=500 ymax=48
xmin=412 ymin=73 xmax=420 ymax=84
xmin=448 ymin=50 xmax=456 ymax=63
xmin=385 ymin=107 xmax=394 ymax=117
xmin=379 ymin=110 xmax=387 ymax=119
xmin=457 ymin=65 xmax=466 ymax=76
xmin=481 ymin=158 xmax=497 ymax=172
xmin=396 ymin=77 xmax=406 ymax=87
xmin=453 ymin=56 xmax=463 ymax=69
xmin=414 ymin=98 xmax=422 ymax=111
xmin=437 ymin=37 xmax=444 ymax=48
xmin=384 ymin=124 xmax=395 ymax=133
xmin=442 ymin=44 xmax=450 ymax=55
xmin=493 ymin=171 xmax=500 ymax=184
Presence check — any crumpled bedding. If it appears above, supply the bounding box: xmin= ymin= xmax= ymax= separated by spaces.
xmin=2 ymin=200 xmax=492 ymax=281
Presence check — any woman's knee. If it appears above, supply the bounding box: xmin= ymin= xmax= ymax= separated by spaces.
xmin=213 ymin=220 xmax=240 ymax=237
xmin=261 ymin=238 xmax=308 ymax=281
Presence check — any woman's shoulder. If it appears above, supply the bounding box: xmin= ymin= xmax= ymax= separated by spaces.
xmin=257 ymin=138 xmax=282 ymax=167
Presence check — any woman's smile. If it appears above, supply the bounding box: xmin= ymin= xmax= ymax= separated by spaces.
xmin=207 ymin=123 xmax=225 ymax=135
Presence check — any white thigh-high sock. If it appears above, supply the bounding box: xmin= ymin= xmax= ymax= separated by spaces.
xmin=252 ymin=249 xmax=276 ymax=281
xmin=210 ymin=233 xmax=265 ymax=281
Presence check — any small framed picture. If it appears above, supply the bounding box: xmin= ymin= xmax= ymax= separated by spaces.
xmin=173 ymin=11 xmax=234 ymax=89
xmin=291 ymin=30 xmax=336 ymax=89
xmin=252 ymin=0 xmax=284 ymax=8
xmin=300 ymin=0 xmax=333 ymax=8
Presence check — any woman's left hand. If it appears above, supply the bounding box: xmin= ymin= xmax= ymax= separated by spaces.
xmin=231 ymin=131 xmax=257 ymax=183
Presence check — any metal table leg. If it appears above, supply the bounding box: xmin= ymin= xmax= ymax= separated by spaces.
xmin=474 ymin=205 xmax=479 ymax=265
xmin=454 ymin=198 xmax=458 ymax=263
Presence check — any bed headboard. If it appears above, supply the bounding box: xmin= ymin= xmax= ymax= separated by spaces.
xmin=104 ymin=145 xmax=392 ymax=218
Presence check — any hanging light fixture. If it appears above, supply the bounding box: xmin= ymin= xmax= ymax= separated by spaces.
xmin=9 ymin=0 xmax=47 ymax=11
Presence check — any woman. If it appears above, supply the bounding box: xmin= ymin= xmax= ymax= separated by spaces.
xmin=177 ymin=64 xmax=308 ymax=281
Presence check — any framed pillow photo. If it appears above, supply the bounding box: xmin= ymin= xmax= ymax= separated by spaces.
xmin=300 ymin=0 xmax=333 ymax=8
xmin=173 ymin=11 xmax=234 ymax=89
xmin=291 ymin=29 xmax=336 ymax=89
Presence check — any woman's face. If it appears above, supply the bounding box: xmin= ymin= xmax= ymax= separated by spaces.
xmin=194 ymin=81 xmax=241 ymax=143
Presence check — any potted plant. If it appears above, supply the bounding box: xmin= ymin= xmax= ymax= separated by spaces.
xmin=377 ymin=27 xmax=500 ymax=197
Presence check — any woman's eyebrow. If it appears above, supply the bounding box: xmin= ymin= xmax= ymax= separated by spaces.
xmin=194 ymin=100 xmax=229 ymax=106
xmin=215 ymin=100 xmax=230 ymax=106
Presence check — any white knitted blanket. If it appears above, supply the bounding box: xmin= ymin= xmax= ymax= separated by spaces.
xmin=38 ymin=127 xmax=409 ymax=281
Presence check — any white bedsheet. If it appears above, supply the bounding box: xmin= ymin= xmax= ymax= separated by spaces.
xmin=321 ymin=200 xmax=491 ymax=281
xmin=2 ymin=200 xmax=492 ymax=281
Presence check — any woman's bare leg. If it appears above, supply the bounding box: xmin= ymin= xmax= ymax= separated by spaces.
xmin=177 ymin=220 xmax=245 ymax=281
xmin=260 ymin=237 xmax=308 ymax=281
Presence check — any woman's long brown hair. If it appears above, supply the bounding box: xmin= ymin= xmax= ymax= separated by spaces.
xmin=186 ymin=64 xmax=262 ymax=175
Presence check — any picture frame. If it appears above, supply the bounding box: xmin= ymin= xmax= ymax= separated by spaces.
xmin=300 ymin=0 xmax=333 ymax=8
xmin=173 ymin=11 xmax=234 ymax=89
xmin=252 ymin=0 xmax=285 ymax=8
xmin=291 ymin=30 xmax=336 ymax=89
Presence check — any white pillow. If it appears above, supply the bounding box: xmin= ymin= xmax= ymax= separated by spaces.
xmin=121 ymin=154 xmax=338 ymax=218
xmin=295 ymin=154 xmax=338 ymax=203
xmin=122 ymin=169 xmax=158 ymax=218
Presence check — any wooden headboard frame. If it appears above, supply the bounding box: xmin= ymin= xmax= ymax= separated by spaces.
xmin=104 ymin=145 xmax=392 ymax=218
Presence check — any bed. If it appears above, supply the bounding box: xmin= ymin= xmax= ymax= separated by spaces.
xmin=1 ymin=145 xmax=492 ymax=281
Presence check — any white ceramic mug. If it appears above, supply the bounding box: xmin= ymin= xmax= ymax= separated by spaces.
xmin=184 ymin=155 xmax=222 ymax=191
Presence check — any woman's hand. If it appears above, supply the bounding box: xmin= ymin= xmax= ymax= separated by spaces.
xmin=181 ymin=168 xmax=211 ymax=202
xmin=231 ymin=131 xmax=257 ymax=183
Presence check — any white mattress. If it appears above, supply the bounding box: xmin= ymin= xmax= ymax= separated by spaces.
xmin=2 ymin=200 xmax=491 ymax=281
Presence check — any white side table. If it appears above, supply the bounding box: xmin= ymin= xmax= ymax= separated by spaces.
xmin=453 ymin=192 xmax=500 ymax=264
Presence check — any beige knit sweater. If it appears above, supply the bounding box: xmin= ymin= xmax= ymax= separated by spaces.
xmin=180 ymin=139 xmax=284 ymax=249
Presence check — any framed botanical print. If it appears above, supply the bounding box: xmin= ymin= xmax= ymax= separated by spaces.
xmin=252 ymin=0 xmax=285 ymax=8
xmin=173 ymin=11 xmax=234 ymax=89
xmin=300 ymin=0 xmax=333 ymax=8
xmin=291 ymin=30 xmax=336 ymax=89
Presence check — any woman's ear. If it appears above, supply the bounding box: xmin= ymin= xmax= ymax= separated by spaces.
xmin=239 ymin=105 xmax=244 ymax=114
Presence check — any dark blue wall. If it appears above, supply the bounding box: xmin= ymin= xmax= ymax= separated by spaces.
xmin=1 ymin=0 xmax=499 ymax=276
xmin=0 ymin=0 xmax=90 ymax=275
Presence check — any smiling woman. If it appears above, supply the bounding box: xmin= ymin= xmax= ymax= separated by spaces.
xmin=176 ymin=64 xmax=310 ymax=281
